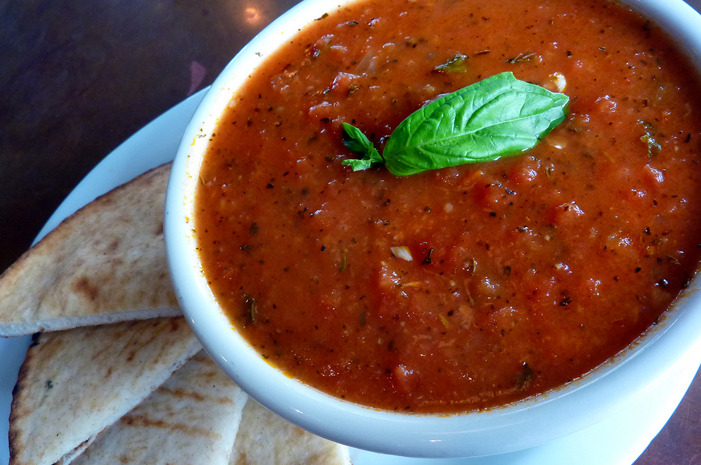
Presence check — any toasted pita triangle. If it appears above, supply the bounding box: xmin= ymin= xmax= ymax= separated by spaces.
xmin=71 ymin=351 xmax=247 ymax=465
xmin=0 ymin=163 xmax=180 ymax=337
xmin=230 ymin=400 xmax=350 ymax=465
xmin=8 ymin=317 xmax=201 ymax=465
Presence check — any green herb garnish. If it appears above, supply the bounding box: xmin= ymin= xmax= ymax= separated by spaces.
xmin=342 ymin=71 xmax=569 ymax=176
xmin=640 ymin=120 xmax=662 ymax=157
xmin=505 ymin=52 xmax=538 ymax=64
xmin=434 ymin=53 xmax=469 ymax=74
xmin=247 ymin=296 xmax=257 ymax=323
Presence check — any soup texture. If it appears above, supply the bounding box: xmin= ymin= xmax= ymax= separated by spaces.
xmin=196 ymin=0 xmax=701 ymax=412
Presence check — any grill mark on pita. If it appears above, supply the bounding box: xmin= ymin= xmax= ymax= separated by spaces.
xmin=165 ymin=318 xmax=184 ymax=333
xmin=118 ymin=414 xmax=222 ymax=440
xmin=158 ymin=386 xmax=236 ymax=405
xmin=160 ymin=387 xmax=206 ymax=402
xmin=71 ymin=277 xmax=99 ymax=302
xmin=234 ymin=452 xmax=252 ymax=465
xmin=85 ymin=319 xmax=187 ymax=371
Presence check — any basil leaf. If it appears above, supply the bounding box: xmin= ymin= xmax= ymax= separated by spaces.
xmin=343 ymin=72 xmax=569 ymax=176
xmin=341 ymin=122 xmax=383 ymax=171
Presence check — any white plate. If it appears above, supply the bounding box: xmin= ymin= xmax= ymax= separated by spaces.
xmin=0 ymin=89 xmax=698 ymax=465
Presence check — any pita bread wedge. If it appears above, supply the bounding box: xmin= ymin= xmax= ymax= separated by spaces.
xmin=0 ymin=163 xmax=180 ymax=337
xmin=71 ymin=351 xmax=247 ymax=465
xmin=230 ymin=400 xmax=351 ymax=465
xmin=9 ymin=317 xmax=201 ymax=465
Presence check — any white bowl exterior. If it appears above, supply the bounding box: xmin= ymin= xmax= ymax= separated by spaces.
xmin=165 ymin=0 xmax=701 ymax=458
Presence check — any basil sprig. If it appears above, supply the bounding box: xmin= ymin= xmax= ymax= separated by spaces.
xmin=342 ymin=72 xmax=569 ymax=176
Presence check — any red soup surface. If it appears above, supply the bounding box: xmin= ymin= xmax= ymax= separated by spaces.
xmin=196 ymin=0 xmax=701 ymax=413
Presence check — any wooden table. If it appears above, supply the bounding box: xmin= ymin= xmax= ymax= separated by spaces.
xmin=1 ymin=1 xmax=699 ymax=463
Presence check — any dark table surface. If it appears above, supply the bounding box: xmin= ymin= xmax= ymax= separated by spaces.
xmin=1 ymin=0 xmax=699 ymax=463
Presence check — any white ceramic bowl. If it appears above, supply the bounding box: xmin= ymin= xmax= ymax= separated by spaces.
xmin=165 ymin=0 xmax=701 ymax=458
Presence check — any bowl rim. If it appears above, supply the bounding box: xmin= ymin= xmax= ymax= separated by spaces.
xmin=165 ymin=0 xmax=701 ymax=457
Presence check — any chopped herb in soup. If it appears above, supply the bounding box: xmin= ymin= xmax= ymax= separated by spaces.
xmin=196 ymin=0 xmax=701 ymax=413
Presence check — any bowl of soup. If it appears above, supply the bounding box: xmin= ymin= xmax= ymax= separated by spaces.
xmin=165 ymin=0 xmax=701 ymax=457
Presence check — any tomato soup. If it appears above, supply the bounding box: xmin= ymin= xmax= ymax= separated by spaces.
xmin=195 ymin=0 xmax=701 ymax=413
